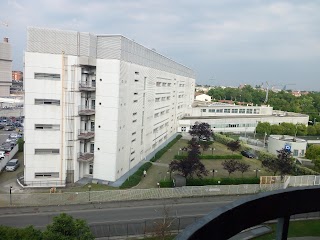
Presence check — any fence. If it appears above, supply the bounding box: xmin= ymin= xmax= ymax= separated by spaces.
xmin=0 ymin=184 xmax=284 ymax=207
xmin=89 ymin=211 xmax=320 ymax=239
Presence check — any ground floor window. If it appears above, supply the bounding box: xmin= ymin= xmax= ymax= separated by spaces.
xmin=89 ymin=164 xmax=93 ymax=174
xmin=181 ymin=126 xmax=187 ymax=132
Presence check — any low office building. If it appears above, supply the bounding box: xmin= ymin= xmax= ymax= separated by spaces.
xmin=178 ymin=101 xmax=309 ymax=134
xmin=0 ymin=37 xmax=12 ymax=96
xmin=24 ymin=27 xmax=195 ymax=186
xmin=267 ymin=135 xmax=307 ymax=158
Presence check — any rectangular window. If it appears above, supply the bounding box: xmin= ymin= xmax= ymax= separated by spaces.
xmin=201 ymin=109 xmax=206 ymax=112
xmin=224 ymin=109 xmax=231 ymax=113
xmin=134 ymin=79 xmax=139 ymax=82
xmin=34 ymin=73 xmax=60 ymax=80
xmin=239 ymin=109 xmax=245 ymax=113
xmin=246 ymin=109 xmax=253 ymax=114
xmin=133 ymin=112 xmax=137 ymax=116
xmin=232 ymin=109 xmax=238 ymax=113
xmin=181 ymin=126 xmax=186 ymax=132
xmin=131 ymin=138 xmax=136 ymax=143
xmin=132 ymin=132 xmax=136 ymax=135
xmin=216 ymin=109 xmax=223 ymax=113
xmin=35 ymin=124 xmax=60 ymax=130
xmin=35 ymin=149 xmax=60 ymax=154
xmin=134 ymin=92 xmax=138 ymax=95
xmin=133 ymin=100 xmax=138 ymax=103
xmin=132 ymin=119 xmax=137 ymax=123
xmin=35 ymin=172 xmax=59 ymax=178
xmin=135 ymin=71 xmax=139 ymax=75
xmin=209 ymin=109 xmax=215 ymax=113
xmin=293 ymin=149 xmax=298 ymax=156
xmin=35 ymin=99 xmax=60 ymax=105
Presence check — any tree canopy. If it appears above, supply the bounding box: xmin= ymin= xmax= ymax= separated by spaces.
xmin=189 ymin=122 xmax=213 ymax=141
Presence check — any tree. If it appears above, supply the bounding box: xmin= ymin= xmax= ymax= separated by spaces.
xmin=237 ymin=162 xmax=250 ymax=177
xmin=189 ymin=122 xmax=213 ymax=141
xmin=307 ymin=125 xmax=317 ymax=135
xmin=262 ymin=148 xmax=295 ymax=180
xmin=256 ymin=122 xmax=271 ymax=135
xmin=43 ymin=213 xmax=94 ymax=240
xmin=276 ymin=148 xmax=295 ymax=180
xmin=305 ymin=144 xmax=320 ymax=160
xmin=261 ymin=157 xmax=279 ymax=176
xmin=0 ymin=225 xmax=42 ymax=240
xmin=221 ymin=159 xmax=239 ymax=176
xmin=270 ymin=124 xmax=285 ymax=135
xmin=169 ymin=138 xmax=208 ymax=178
xmin=226 ymin=140 xmax=241 ymax=153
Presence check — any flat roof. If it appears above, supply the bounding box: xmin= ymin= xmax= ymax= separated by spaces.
xmin=182 ymin=113 xmax=308 ymax=120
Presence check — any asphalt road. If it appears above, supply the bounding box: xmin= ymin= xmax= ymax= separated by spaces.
xmin=0 ymin=196 xmax=241 ymax=229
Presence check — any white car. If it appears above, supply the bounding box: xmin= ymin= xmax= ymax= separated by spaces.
xmin=0 ymin=151 xmax=5 ymax=160
xmin=5 ymin=159 xmax=20 ymax=171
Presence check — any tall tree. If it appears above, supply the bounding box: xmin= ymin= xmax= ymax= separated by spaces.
xmin=43 ymin=213 xmax=94 ymax=240
xmin=169 ymin=138 xmax=208 ymax=178
xmin=276 ymin=148 xmax=295 ymax=180
xmin=237 ymin=162 xmax=250 ymax=177
xmin=189 ymin=122 xmax=213 ymax=141
xmin=227 ymin=140 xmax=241 ymax=153
xmin=221 ymin=159 xmax=239 ymax=176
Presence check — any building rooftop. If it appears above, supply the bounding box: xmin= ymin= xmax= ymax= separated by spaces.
xmin=269 ymin=135 xmax=307 ymax=143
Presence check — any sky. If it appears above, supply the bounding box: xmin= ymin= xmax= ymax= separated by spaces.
xmin=1 ymin=0 xmax=319 ymax=91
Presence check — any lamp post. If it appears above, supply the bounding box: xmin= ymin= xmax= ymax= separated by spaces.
xmin=88 ymin=185 xmax=91 ymax=202
xmin=211 ymin=169 xmax=217 ymax=178
xmin=254 ymin=169 xmax=261 ymax=178
xmin=9 ymin=186 xmax=12 ymax=205
xmin=314 ymin=118 xmax=317 ymax=125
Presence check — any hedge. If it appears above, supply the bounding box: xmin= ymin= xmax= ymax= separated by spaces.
xmin=159 ymin=180 xmax=174 ymax=188
xmin=186 ymin=177 xmax=260 ymax=186
xmin=151 ymin=134 xmax=182 ymax=162
xmin=174 ymin=154 xmax=243 ymax=160
xmin=120 ymin=162 xmax=152 ymax=189
xmin=295 ymin=165 xmax=319 ymax=175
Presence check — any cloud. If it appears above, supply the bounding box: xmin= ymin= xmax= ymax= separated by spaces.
xmin=0 ymin=0 xmax=319 ymax=90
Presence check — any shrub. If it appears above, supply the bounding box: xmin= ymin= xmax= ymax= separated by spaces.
xmin=120 ymin=162 xmax=152 ymax=189
xmin=159 ymin=180 xmax=174 ymax=188
xmin=151 ymin=135 xmax=182 ymax=162
xmin=295 ymin=165 xmax=319 ymax=175
xmin=17 ymin=138 xmax=24 ymax=152
xmin=186 ymin=177 xmax=260 ymax=186
xmin=174 ymin=154 xmax=242 ymax=160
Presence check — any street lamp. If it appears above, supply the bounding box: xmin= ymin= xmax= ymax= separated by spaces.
xmin=210 ymin=169 xmax=217 ymax=178
xmin=9 ymin=186 xmax=12 ymax=205
xmin=314 ymin=118 xmax=317 ymax=125
xmin=254 ymin=169 xmax=261 ymax=178
xmin=88 ymin=185 xmax=92 ymax=202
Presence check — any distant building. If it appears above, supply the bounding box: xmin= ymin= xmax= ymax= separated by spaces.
xmin=195 ymin=94 xmax=212 ymax=102
xmin=267 ymin=135 xmax=307 ymax=158
xmin=0 ymin=37 xmax=12 ymax=96
xmin=291 ymin=91 xmax=301 ymax=97
xmin=12 ymin=71 xmax=23 ymax=81
xmin=178 ymin=102 xmax=309 ymax=134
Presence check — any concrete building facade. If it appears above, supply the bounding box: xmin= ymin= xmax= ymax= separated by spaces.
xmin=178 ymin=102 xmax=309 ymax=134
xmin=0 ymin=37 xmax=12 ymax=96
xmin=267 ymin=135 xmax=307 ymax=157
xmin=24 ymin=27 xmax=195 ymax=186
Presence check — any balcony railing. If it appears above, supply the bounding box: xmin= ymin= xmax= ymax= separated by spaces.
xmin=78 ymin=128 xmax=95 ymax=140
xmin=176 ymin=186 xmax=320 ymax=240
xmin=79 ymin=81 xmax=96 ymax=91
xmin=78 ymin=105 xmax=95 ymax=116
xmin=77 ymin=152 xmax=94 ymax=162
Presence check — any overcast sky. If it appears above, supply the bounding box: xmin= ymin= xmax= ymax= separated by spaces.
xmin=1 ymin=0 xmax=319 ymax=90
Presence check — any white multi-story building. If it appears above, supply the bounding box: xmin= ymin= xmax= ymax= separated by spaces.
xmin=0 ymin=37 xmax=12 ymax=96
xmin=178 ymin=102 xmax=309 ymax=133
xmin=24 ymin=27 xmax=195 ymax=186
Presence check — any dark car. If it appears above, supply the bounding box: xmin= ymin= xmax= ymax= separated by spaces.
xmin=241 ymin=150 xmax=255 ymax=158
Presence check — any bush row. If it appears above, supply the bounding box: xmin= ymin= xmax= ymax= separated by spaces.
xmin=186 ymin=177 xmax=260 ymax=186
xmin=295 ymin=165 xmax=319 ymax=175
xmin=174 ymin=154 xmax=242 ymax=160
xmin=158 ymin=177 xmax=260 ymax=188
xmin=151 ymin=134 xmax=182 ymax=162
xmin=120 ymin=162 xmax=152 ymax=189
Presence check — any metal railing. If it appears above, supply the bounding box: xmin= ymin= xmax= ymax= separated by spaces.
xmin=78 ymin=128 xmax=95 ymax=139
xmin=79 ymin=81 xmax=96 ymax=90
xmin=78 ymin=105 xmax=95 ymax=115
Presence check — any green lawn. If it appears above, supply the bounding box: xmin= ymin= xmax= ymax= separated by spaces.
xmin=137 ymin=139 xmax=271 ymax=189
xmin=254 ymin=220 xmax=320 ymax=239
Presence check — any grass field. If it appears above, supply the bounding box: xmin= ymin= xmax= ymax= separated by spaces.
xmin=136 ymin=138 xmax=271 ymax=189
xmin=254 ymin=219 xmax=320 ymax=239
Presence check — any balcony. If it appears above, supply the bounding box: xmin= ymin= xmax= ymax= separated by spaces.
xmin=78 ymin=128 xmax=95 ymax=140
xmin=77 ymin=152 xmax=94 ymax=162
xmin=78 ymin=105 xmax=95 ymax=116
xmin=79 ymin=81 xmax=96 ymax=92
xmin=176 ymin=186 xmax=320 ymax=240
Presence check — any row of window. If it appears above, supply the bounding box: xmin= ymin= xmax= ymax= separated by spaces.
xmin=35 ymin=149 xmax=60 ymax=154
xmin=35 ymin=124 xmax=60 ymax=130
xmin=34 ymin=73 xmax=60 ymax=80
xmin=35 ymin=99 xmax=60 ymax=106
xmin=202 ymin=108 xmax=260 ymax=114
xmin=153 ymin=122 xmax=169 ymax=133
xmin=155 ymin=96 xmax=171 ymax=102
xmin=154 ymin=109 xmax=170 ymax=118
xmin=156 ymin=82 xmax=172 ymax=87
xmin=35 ymin=172 xmax=59 ymax=178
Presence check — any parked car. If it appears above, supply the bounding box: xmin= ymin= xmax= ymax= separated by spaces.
xmin=0 ymin=125 xmax=4 ymax=130
xmin=0 ymin=143 xmax=13 ymax=152
xmin=9 ymin=133 xmax=22 ymax=139
xmin=4 ymin=126 xmax=15 ymax=131
xmin=5 ymin=159 xmax=20 ymax=171
xmin=241 ymin=150 xmax=255 ymax=158
xmin=0 ymin=151 xmax=5 ymax=160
